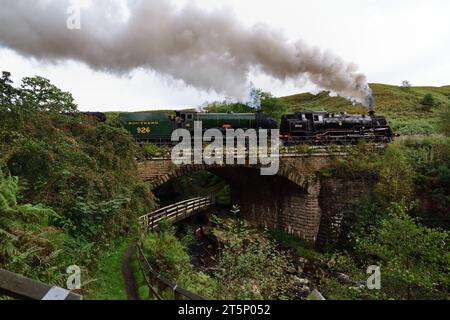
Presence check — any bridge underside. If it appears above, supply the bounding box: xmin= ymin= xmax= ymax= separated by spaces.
xmin=209 ymin=167 xmax=322 ymax=242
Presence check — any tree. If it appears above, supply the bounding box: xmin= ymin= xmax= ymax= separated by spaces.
xmin=1 ymin=72 xmax=77 ymax=130
xmin=420 ymin=94 xmax=435 ymax=111
xmin=375 ymin=144 xmax=414 ymax=207
xmin=401 ymin=81 xmax=412 ymax=90
xmin=0 ymin=71 xmax=18 ymax=108
xmin=20 ymin=76 xmax=77 ymax=113
xmin=260 ymin=91 xmax=288 ymax=121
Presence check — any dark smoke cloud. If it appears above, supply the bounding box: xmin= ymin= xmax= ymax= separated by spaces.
xmin=0 ymin=0 xmax=373 ymax=108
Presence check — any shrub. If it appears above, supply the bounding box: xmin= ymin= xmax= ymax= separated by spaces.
xmin=420 ymin=94 xmax=435 ymax=111
xmin=142 ymin=224 xmax=221 ymax=299
xmin=323 ymin=200 xmax=450 ymax=300
xmin=212 ymin=210 xmax=296 ymax=300
xmin=0 ymin=169 xmax=69 ymax=285
xmin=399 ymin=136 xmax=450 ymax=228
xmin=353 ymin=200 xmax=450 ymax=299
xmin=374 ymin=144 xmax=414 ymax=207
xmin=395 ymin=120 xmax=435 ymax=135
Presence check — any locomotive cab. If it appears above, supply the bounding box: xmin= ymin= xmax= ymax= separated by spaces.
xmin=280 ymin=111 xmax=327 ymax=139
xmin=175 ymin=111 xmax=195 ymax=129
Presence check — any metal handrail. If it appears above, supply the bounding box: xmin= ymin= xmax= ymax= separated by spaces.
xmin=136 ymin=196 xmax=212 ymax=300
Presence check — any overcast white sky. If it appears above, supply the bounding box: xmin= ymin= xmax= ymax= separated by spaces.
xmin=1 ymin=0 xmax=449 ymax=111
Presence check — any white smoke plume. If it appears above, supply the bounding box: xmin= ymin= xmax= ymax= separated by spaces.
xmin=0 ymin=0 xmax=374 ymax=109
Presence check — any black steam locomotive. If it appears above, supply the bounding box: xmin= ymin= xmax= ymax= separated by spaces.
xmin=279 ymin=111 xmax=394 ymax=144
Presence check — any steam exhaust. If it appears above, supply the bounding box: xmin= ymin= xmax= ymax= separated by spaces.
xmin=0 ymin=0 xmax=375 ymax=109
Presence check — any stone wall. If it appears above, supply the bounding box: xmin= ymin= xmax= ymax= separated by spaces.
xmin=212 ymin=167 xmax=322 ymax=242
xmin=316 ymin=176 xmax=375 ymax=248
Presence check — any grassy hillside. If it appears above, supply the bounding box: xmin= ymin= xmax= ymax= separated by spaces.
xmin=279 ymin=83 xmax=450 ymax=135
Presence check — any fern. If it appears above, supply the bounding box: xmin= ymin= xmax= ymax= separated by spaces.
xmin=0 ymin=168 xmax=67 ymax=285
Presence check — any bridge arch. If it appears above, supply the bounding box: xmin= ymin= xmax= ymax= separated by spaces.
xmin=142 ymin=160 xmax=317 ymax=193
xmin=139 ymin=157 xmax=326 ymax=242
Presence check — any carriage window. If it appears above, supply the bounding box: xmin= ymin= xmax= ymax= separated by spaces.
xmin=313 ymin=115 xmax=319 ymax=122
xmin=187 ymin=114 xmax=193 ymax=120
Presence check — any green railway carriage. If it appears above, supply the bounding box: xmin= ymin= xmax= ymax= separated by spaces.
xmin=118 ymin=112 xmax=175 ymax=142
xmin=175 ymin=111 xmax=277 ymax=132
xmin=176 ymin=112 xmax=257 ymax=131
xmin=197 ymin=113 xmax=257 ymax=129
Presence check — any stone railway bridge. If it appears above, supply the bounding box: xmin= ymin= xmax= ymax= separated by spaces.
xmin=138 ymin=152 xmax=375 ymax=248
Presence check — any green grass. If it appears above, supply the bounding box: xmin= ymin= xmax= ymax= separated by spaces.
xmin=130 ymin=251 xmax=153 ymax=300
xmin=83 ymin=238 xmax=131 ymax=300
xmin=266 ymin=229 xmax=323 ymax=261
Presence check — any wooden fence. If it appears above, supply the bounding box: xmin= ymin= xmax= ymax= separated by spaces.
xmin=139 ymin=197 xmax=212 ymax=233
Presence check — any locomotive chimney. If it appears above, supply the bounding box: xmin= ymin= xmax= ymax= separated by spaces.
xmin=369 ymin=110 xmax=375 ymax=116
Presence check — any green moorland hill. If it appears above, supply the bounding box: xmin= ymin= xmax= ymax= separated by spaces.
xmin=279 ymin=83 xmax=450 ymax=135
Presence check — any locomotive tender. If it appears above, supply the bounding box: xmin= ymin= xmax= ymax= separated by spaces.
xmin=118 ymin=110 xmax=394 ymax=145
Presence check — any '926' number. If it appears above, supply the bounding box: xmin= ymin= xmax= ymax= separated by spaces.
xmin=137 ymin=127 xmax=150 ymax=134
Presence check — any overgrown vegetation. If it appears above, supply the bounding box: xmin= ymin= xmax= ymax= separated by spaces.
xmin=210 ymin=209 xmax=296 ymax=300
xmin=318 ymin=134 xmax=450 ymax=299
xmin=0 ymin=169 xmax=69 ymax=286
xmin=141 ymin=211 xmax=298 ymax=300
xmin=327 ymin=135 xmax=449 ymax=231
xmin=0 ymin=72 xmax=155 ymax=296
xmin=142 ymin=220 xmax=221 ymax=299
xmin=322 ymin=200 xmax=449 ymax=300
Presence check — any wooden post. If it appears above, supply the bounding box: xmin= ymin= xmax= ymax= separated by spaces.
xmin=0 ymin=269 xmax=82 ymax=300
